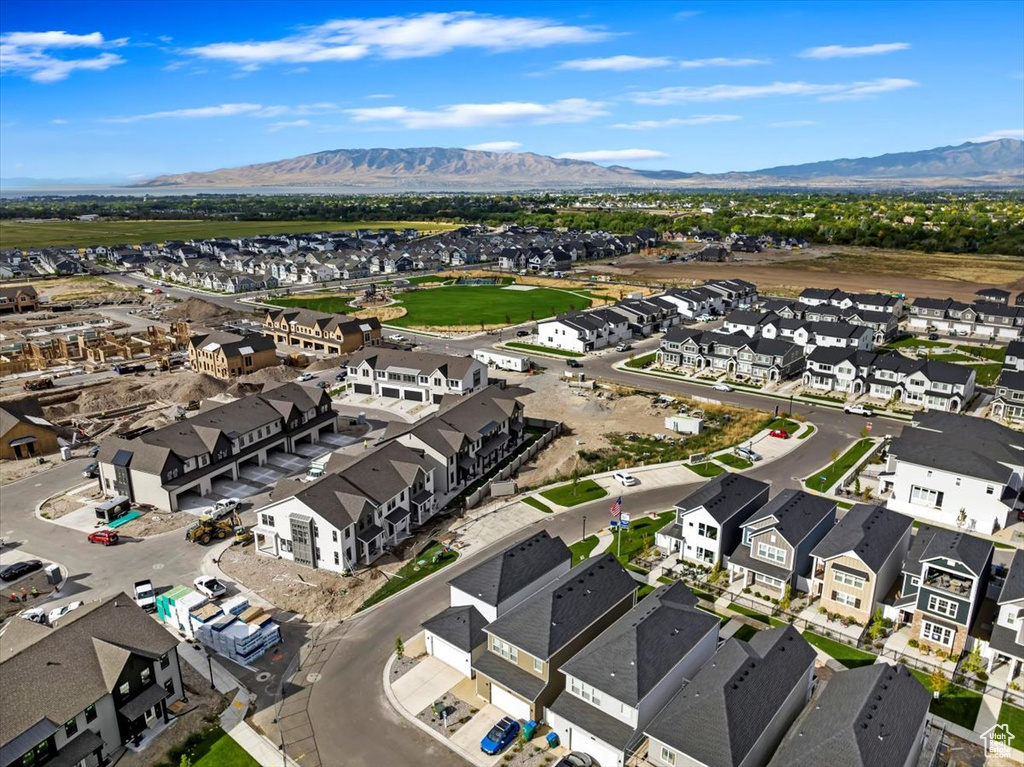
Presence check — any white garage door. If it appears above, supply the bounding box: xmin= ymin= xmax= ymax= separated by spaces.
xmin=568 ymin=727 xmax=622 ymax=767
xmin=490 ymin=685 xmax=531 ymax=722
xmin=425 ymin=632 xmax=470 ymax=678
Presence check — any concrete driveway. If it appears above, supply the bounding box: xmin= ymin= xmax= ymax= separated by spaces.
xmin=392 ymin=656 xmax=465 ymax=717
xmin=450 ymin=704 xmax=505 ymax=766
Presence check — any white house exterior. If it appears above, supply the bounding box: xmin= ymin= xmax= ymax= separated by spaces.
xmin=537 ymin=309 xmax=630 ymax=353
xmin=985 ymin=549 xmax=1024 ymax=683
xmin=347 ymin=348 xmax=487 ymax=405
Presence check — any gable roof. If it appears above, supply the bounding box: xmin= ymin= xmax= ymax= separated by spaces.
xmin=189 ymin=330 xmax=275 ymax=357
xmin=560 ymin=583 xmax=718 ymax=706
xmin=999 ymin=549 xmax=1024 ymax=605
xmin=645 ymin=625 xmax=815 ymax=767
xmin=484 ymin=554 xmax=636 ymax=660
xmin=448 ymin=531 xmax=570 ymax=607
xmin=905 ymin=524 xmax=993 ymax=577
xmin=810 ymin=504 xmax=912 ymax=572
xmin=743 ymin=490 xmax=836 ymax=545
xmin=0 ymin=398 xmax=54 ymax=438
xmin=675 ymin=474 xmax=770 ymax=524
xmin=347 ymin=347 xmax=479 ymax=380
xmin=768 ymin=664 xmax=930 ymax=767
xmin=421 ymin=606 xmax=488 ymax=652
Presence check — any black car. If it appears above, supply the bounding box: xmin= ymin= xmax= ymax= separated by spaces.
xmin=928 ymin=333 xmax=940 ymax=340
xmin=566 ymin=359 xmax=582 ymax=368
xmin=0 ymin=560 xmax=43 ymax=582
xmin=86 ymin=445 xmax=101 ymax=458
xmin=516 ymin=330 xmax=530 ymax=337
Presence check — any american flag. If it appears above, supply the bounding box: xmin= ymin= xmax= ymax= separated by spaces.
xmin=610 ymin=497 xmax=622 ymax=517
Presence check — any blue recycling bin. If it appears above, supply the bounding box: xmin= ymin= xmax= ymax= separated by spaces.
xmin=546 ymin=732 xmax=560 ymax=748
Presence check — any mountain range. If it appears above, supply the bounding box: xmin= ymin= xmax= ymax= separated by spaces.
xmin=136 ymin=139 xmax=1024 ymax=190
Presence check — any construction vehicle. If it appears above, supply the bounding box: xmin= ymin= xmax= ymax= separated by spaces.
xmin=113 ymin=363 xmax=146 ymax=375
xmin=184 ymin=511 xmax=242 ymax=545
xmin=158 ymin=356 xmax=170 ymax=372
xmin=23 ymin=377 xmax=54 ymax=391
xmin=233 ymin=525 xmax=254 ymax=547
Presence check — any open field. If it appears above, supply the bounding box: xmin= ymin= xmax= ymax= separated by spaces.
xmin=0 ymin=219 xmax=459 ymax=249
xmin=389 ymin=284 xmax=592 ymax=328
xmin=3 ymin=275 xmax=138 ymax=301
xmin=595 ymin=245 xmax=1024 ymax=302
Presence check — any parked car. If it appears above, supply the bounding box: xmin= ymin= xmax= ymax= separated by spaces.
xmin=82 ymin=461 xmax=99 ymax=478
xmin=87 ymin=529 xmax=120 ymax=546
xmin=193 ymin=576 xmax=227 ymax=599
xmin=0 ymin=560 xmax=43 ymax=581
xmin=18 ymin=607 xmax=47 ymax=624
xmin=768 ymin=429 xmax=790 ymax=439
xmin=480 ymin=717 xmax=520 ymax=755
xmin=211 ymin=498 xmax=241 ymax=519
xmin=136 ymin=283 xmax=145 ymax=289
xmin=555 ymin=754 xmax=595 ymax=767
xmin=615 ymin=343 xmax=632 ymax=352
xmin=335 ymin=371 xmax=348 ymax=381
xmin=612 ymin=470 xmax=639 ymax=486
xmin=515 ymin=330 xmax=530 ymax=337
xmin=86 ymin=445 xmax=101 ymax=458
xmin=388 ymin=334 xmax=406 ymax=342
xmin=134 ymin=579 xmax=156 ymax=612
xmin=316 ymin=381 xmax=330 ymax=389
xmin=295 ymin=373 xmax=314 ymax=382
xmin=928 ymin=333 xmax=940 ymax=341
xmin=735 ymin=446 xmax=763 ymax=462
xmin=565 ymin=359 xmax=582 ymax=368
xmin=711 ymin=383 xmax=733 ymax=392
xmin=48 ymin=601 xmax=84 ymax=625
xmin=844 ymin=404 xmax=875 ymax=416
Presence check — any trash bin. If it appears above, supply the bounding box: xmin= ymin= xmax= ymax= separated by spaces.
xmin=523 ymin=720 xmax=537 ymax=741
xmin=546 ymin=732 xmax=559 ymax=749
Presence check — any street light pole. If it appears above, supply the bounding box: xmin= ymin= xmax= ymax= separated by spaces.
xmin=582 ymin=515 xmax=587 ymax=542
xmin=206 ymin=650 xmax=215 ymax=690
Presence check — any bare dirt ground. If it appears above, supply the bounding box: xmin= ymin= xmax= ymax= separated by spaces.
xmin=218 ymin=542 xmax=405 ymax=622
xmin=162 ymin=296 xmax=246 ymax=325
xmin=5 ymin=276 xmax=140 ymax=303
xmin=589 ymin=246 xmax=1024 ymax=301
xmin=40 ymin=484 xmax=103 ymax=519
xmin=0 ymin=453 xmax=86 ymax=485
xmin=118 ymin=509 xmax=195 ymax=537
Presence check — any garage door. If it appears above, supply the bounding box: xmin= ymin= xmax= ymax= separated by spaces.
xmin=354 ymin=383 xmax=372 ymax=394
xmin=380 ymin=387 xmax=400 ymax=399
xmin=490 ymin=685 xmax=531 ymax=722
xmin=567 ymin=727 xmax=622 ymax=767
xmin=425 ymin=632 xmax=470 ymax=677
xmin=403 ymin=389 xmax=424 ymax=401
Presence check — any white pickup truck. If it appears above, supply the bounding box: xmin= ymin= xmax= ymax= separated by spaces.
xmin=133 ymin=579 xmax=156 ymax=612
xmin=844 ymin=403 xmax=875 ymax=416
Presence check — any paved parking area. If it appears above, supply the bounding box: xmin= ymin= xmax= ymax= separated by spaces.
xmin=291 ymin=442 xmax=328 ymax=459
xmin=211 ymin=477 xmax=263 ymax=499
xmin=238 ymin=463 xmax=287 ymax=485
xmin=318 ymin=432 xmax=359 ymax=449
xmin=449 ymin=704 xmax=504 ymax=766
xmin=266 ymin=452 xmax=310 ymax=473
xmin=392 ymin=656 xmax=466 ymax=718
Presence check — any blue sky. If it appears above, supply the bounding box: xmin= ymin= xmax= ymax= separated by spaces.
xmin=1 ymin=1 xmax=1022 ymax=181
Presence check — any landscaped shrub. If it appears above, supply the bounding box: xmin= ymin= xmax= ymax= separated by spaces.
xmin=908 ymin=638 xmax=920 ymax=648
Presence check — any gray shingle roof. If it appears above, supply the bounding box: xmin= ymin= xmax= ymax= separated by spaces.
xmin=559 ymin=583 xmax=719 ymax=706
xmin=768 ymin=664 xmax=930 ymax=767
xmin=473 ymin=650 xmax=547 ymax=702
xmin=448 ymin=531 xmax=570 ymax=607
xmin=0 ymin=593 xmax=178 ymax=752
xmin=421 ymin=606 xmax=488 ymax=652
xmin=744 ymin=489 xmax=836 ymax=546
xmin=347 ymin=347 xmax=479 ymax=380
xmin=675 ymin=474 xmax=770 ymax=525
xmin=904 ymin=524 xmax=993 ymax=577
xmin=810 ymin=504 xmax=912 ymax=573
xmin=546 ymin=690 xmax=636 ymax=749
xmin=484 ymin=554 xmax=636 ymax=660
xmin=999 ymin=549 xmax=1024 ymax=605
xmin=645 ymin=625 xmax=816 ymax=767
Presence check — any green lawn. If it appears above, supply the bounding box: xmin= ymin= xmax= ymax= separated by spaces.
xmin=732 ymin=624 xmax=760 ymax=642
xmin=522 ymin=496 xmax=553 ymax=514
xmin=886 ymin=336 xmax=946 ymax=349
xmin=161 ymin=726 xmax=260 ymax=767
xmin=569 ymin=535 xmax=599 ymax=565
xmin=686 ymin=462 xmax=725 ymax=478
xmin=802 ymin=631 xmax=878 ymax=669
xmin=797 ymin=425 xmax=816 ymax=439
xmin=624 ymin=352 xmax=658 ymax=369
xmin=956 ymin=344 xmax=1007 ymax=362
xmin=608 ymin=511 xmax=677 ymax=566
xmin=999 ymin=702 xmax=1024 ymax=744
xmin=359 ymin=542 xmax=458 ymax=610
xmin=389 ymin=285 xmax=591 ymax=328
xmin=767 ymin=418 xmax=801 ymax=433
xmin=717 ymin=453 xmax=753 ymax=470
xmin=926 ymin=353 xmax=976 ymax=363
xmin=805 ymin=439 xmax=875 ymax=492
xmin=0 ymin=219 xmax=458 ymax=249
xmin=195 ymin=730 xmax=260 ymax=767
xmin=540 ymin=479 xmax=608 ymax=507
xmin=636 ymin=584 xmax=656 ymax=600
xmin=729 ymin=603 xmax=772 ymax=624
xmin=266 ymin=295 xmax=355 ymax=314
xmin=968 ymin=362 xmax=1002 ymax=386
xmin=504 ymin=342 xmax=584 ymax=358
xmin=403 ymin=275 xmax=452 ymax=284
xmin=909 ymin=669 xmax=983 ymax=729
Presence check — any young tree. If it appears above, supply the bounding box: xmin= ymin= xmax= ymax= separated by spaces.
xmin=779 ymin=583 xmax=792 ymax=613
xmin=930 ymin=668 xmax=949 ymax=698
xmin=956 ymin=508 xmax=968 ymax=530
xmin=180 ymin=755 xmax=193 ymax=767
xmin=394 ymin=636 xmax=404 ymax=659
xmin=869 ymin=608 xmax=886 ymax=640
xmin=709 ymin=559 xmax=722 ymax=583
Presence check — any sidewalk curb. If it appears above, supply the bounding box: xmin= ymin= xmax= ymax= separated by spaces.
xmin=382 ymin=650 xmax=489 ymax=767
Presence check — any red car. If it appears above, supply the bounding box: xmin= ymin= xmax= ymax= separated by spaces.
xmin=769 ymin=429 xmax=790 ymax=439
xmin=87 ymin=530 xmax=120 ymax=546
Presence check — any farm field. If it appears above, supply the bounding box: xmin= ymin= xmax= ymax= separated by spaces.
xmin=0 ymin=219 xmax=459 ymax=249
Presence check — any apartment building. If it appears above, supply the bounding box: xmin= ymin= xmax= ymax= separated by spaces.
xmin=263 ymin=307 xmax=382 ymax=355
xmin=187 ymin=331 xmax=278 ymax=381
xmin=347 ymin=348 xmax=487 ymax=405
xmin=659 ymin=328 xmax=804 ymax=382
xmin=866 ymin=354 xmax=975 ymax=412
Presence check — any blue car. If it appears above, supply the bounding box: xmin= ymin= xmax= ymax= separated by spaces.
xmin=480 ymin=716 xmax=520 ymax=755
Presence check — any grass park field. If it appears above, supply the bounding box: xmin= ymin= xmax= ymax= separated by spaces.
xmin=0 ymin=219 xmax=459 ymax=249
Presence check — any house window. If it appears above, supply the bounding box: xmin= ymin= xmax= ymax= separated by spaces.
xmin=332 ymin=530 xmax=338 ymax=542
xmin=910 ymin=485 xmax=944 ymax=509
xmin=834 ymin=571 xmax=866 ymax=590
xmin=261 ymin=514 xmax=275 ymax=527
xmin=141 ymin=667 xmax=151 ymax=685
xmin=697 ymin=523 xmax=718 ymax=541
xmin=491 ymin=637 xmax=518 ymax=663
xmin=164 ymin=678 xmax=175 ymax=696
xmin=160 ymin=654 xmax=170 ymax=669
xmin=756 ymin=573 xmax=784 ymax=589
xmin=921 ymin=620 xmax=954 ymax=646
xmin=65 ymin=717 xmax=78 ymax=738
xmin=928 ymin=594 xmax=958 ymax=618
xmin=334 ymin=552 xmax=340 ymax=565
xmin=119 ymin=682 xmax=130 ymax=697
xmin=660 ymin=746 xmax=677 ymax=766
xmin=987 ymin=486 xmax=995 ymax=495
xmin=832 ymin=591 xmax=861 ymax=608
xmin=534 ymin=658 xmax=544 ymax=674
xmin=756 ymin=542 xmax=786 ymax=564
xmin=84 ymin=704 xmax=97 ymax=723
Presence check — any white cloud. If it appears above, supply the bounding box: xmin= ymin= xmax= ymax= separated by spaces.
xmin=800 ymin=42 xmax=910 ymax=59
xmin=674 ymin=10 xmax=702 ymax=20
xmin=366 ymin=93 xmax=394 ymax=99
xmin=346 ymin=99 xmax=608 ymax=129
xmin=560 ymin=55 xmax=673 ymax=71
xmin=964 ymin=128 xmax=1024 ymax=142
xmin=678 ymin=57 xmax=768 ymax=68
xmin=269 ymin=119 xmax=311 ymax=131
xmin=51 ymin=118 xmax=68 ymax=125
xmin=0 ymin=30 xmax=127 ymax=82
xmin=770 ymin=120 xmax=817 ymax=128
xmin=466 ymin=141 xmax=523 ymax=152
xmin=631 ymin=78 xmax=917 ymax=104
xmin=186 ymin=12 xmax=608 ymax=69
xmin=557 ymin=149 xmax=668 ymax=162
xmin=612 ymin=115 xmax=741 ymax=130
xmin=104 ymin=102 xmax=339 ymax=123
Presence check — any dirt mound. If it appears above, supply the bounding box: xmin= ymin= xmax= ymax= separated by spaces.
xmin=42 ymin=371 xmax=228 ymax=419
xmin=163 ymin=297 xmax=245 ymax=324
xmin=305 ymin=357 xmax=346 ymax=372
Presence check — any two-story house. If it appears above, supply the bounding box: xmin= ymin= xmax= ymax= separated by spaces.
xmin=656 ymin=474 xmax=771 ymax=566
xmin=722 ymin=310 xmax=778 ymax=338
xmin=802 ymin=347 xmax=878 ymax=395
xmin=187 ymin=331 xmax=278 ymax=381
xmin=263 ymin=307 xmax=381 ymax=355
xmin=890 ymin=525 xmax=992 ymax=655
xmin=645 ymin=625 xmax=816 ymax=767
xmin=347 ymin=348 xmax=487 ymax=405
xmin=0 ymin=285 xmax=39 ymax=314
xmin=768 ymin=664 xmax=930 ymax=767
xmin=984 ymin=549 xmax=1024 ymax=683
xmin=0 ymin=594 xmax=183 ymax=767
xmin=992 ymin=370 xmax=1024 ymax=422
xmin=727 ymin=490 xmax=837 ymax=597
xmin=421 ymin=532 xmax=571 ymax=677
xmin=537 ymin=310 xmax=631 ymax=353
xmin=810 ymin=504 xmax=913 ymax=624
xmin=545 ymin=583 xmax=720 ymax=767
xmin=881 ymin=411 xmax=1024 ymax=533
xmin=472 ymin=554 xmax=636 ymax=722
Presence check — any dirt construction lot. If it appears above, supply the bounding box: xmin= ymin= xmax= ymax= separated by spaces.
xmin=592 ymin=246 xmax=1024 ymax=302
